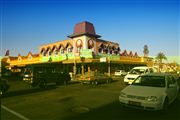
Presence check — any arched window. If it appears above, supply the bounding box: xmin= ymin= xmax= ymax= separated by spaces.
xmin=40 ymin=48 xmax=45 ymax=56
xmin=58 ymin=44 xmax=64 ymax=55
xmin=76 ymin=39 xmax=83 ymax=53
xmin=66 ymin=42 xmax=73 ymax=53
xmin=18 ymin=57 xmax=21 ymax=62
xmin=52 ymin=45 xmax=58 ymax=55
xmin=60 ymin=49 xmax=64 ymax=54
xmin=99 ymin=44 xmax=104 ymax=53
xmin=88 ymin=39 xmax=94 ymax=49
xmin=28 ymin=55 xmax=32 ymax=60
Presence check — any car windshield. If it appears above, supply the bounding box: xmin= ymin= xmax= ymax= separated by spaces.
xmin=24 ymin=68 xmax=32 ymax=74
xmin=132 ymin=76 xmax=165 ymax=87
xmin=129 ymin=69 xmax=145 ymax=75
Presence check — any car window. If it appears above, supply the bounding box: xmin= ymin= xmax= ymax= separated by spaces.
xmin=129 ymin=69 xmax=145 ymax=75
xmin=149 ymin=68 xmax=154 ymax=73
xmin=145 ymin=69 xmax=149 ymax=73
xmin=132 ymin=76 xmax=165 ymax=87
xmin=167 ymin=75 xmax=176 ymax=84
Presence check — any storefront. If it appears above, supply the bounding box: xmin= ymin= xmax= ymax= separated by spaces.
xmin=2 ymin=21 xmax=151 ymax=78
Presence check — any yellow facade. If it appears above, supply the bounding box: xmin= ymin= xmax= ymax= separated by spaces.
xmin=4 ymin=21 xmax=152 ymax=68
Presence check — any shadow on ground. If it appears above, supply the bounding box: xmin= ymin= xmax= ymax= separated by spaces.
xmin=63 ymin=100 xmax=179 ymax=120
xmin=1 ymin=85 xmax=58 ymax=98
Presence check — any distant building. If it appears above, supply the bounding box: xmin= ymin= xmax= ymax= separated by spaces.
xmin=3 ymin=21 xmax=151 ymax=76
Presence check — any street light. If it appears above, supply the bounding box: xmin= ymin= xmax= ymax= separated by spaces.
xmin=108 ymin=57 xmax=111 ymax=76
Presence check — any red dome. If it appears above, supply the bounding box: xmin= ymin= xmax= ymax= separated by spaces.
xmin=68 ymin=21 xmax=101 ymax=38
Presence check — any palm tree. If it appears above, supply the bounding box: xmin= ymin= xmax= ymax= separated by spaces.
xmin=143 ymin=45 xmax=149 ymax=57
xmin=156 ymin=52 xmax=167 ymax=72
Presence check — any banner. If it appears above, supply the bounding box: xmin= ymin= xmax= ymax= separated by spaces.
xmin=80 ymin=49 xmax=93 ymax=58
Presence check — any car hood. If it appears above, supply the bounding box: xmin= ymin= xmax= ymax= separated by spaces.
xmin=122 ymin=85 xmax=165 ymax=96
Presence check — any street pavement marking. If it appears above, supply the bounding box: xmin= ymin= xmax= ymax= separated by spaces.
xmin=1 ymin=105 xmax=30 ymax=120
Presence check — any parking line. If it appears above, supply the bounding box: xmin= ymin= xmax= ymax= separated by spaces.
xmin=1 ymin=105 xmax=30 ymax=120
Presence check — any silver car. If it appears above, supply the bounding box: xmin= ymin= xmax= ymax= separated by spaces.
xmin=119 ymin=73 xmax=179 ymax=111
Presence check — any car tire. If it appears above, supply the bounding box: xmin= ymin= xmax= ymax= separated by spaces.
xmin=162 ymin=97 xmax=169 ymax=112
xmin=106 ymin=79 xmax=109 ymax=84
xmin=39 ymin=80 xmax=47 ymax=88
xmin=107 ymin=78 xmax=112 ymax=84
xmin=64 ymin=80 xmax=68 ymax=85
xmin=91 ymin=81 xmax=94 ymax=85
xmin=0 ymin=90 xmax=4 ymax=97
xmin=56 ymin=82 xmax=61 ymax=85
xmin=95 ymin=81 xmax=98 ymax=85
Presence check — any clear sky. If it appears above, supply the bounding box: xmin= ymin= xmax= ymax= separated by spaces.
xmin=0 ymin=0 xmax=179 ymax=62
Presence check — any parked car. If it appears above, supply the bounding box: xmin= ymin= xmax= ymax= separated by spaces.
xmin=119 ymin=73 xmax=179 ymax=111
xmin=115 ymin=70 xmax=127 ymax=76
xmin=79 ymin=72 xmax=112 ymax=85
xmin=0 ymin=77 xmax=10 ymax=96
xmin=23 ymin=64 xmax=71 ymax=88
xmin=124 ymin=66 xmax=155 ymax=84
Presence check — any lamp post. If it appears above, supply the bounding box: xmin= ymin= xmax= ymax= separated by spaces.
xmin=81 ymin=57 xmax=85 ymax=76
xmin=73 ymin=56 xmax=76 ymax=79
xmin=108 ymin=57 xmax=111 ymax=76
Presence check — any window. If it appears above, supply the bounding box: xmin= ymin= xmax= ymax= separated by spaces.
xmin=132 ymin=76 xmax=165 ymax=87
xmin=49 ymin=51 xmax=52 ymax=56
xmin=18 ymin=57 xmax=21 ymax=61
xmin=68 ymin=48 xmax=72 ymax=53
xmin=77 ymin=47 xmax=81 ymax=53
xmin=145 ymin=69 xmax=149 ymax=73
xmin=60 ymin=49 xmax=64 ymax=54
xmin=54 ymin=50 xmax=58 ymax=55
xmin=149 ymin=68 xmax=154 ymax=73
xmin=43 ymin=52 xmax=46 ymax=56
xmin=167 ymin=75 xmax=176 ymax=84
xmin=28 ymin=56 xmax=32 ymax=60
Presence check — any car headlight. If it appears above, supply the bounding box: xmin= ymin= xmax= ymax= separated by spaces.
xmin=146 ymin=96 xmax=158 ymax=102
xmin=120 ymin=92 xmax=127 ymax=98
xmin=25 ymin=74 xmax=29 ymax=77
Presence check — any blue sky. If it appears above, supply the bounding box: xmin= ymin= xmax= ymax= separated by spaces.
xmin=0 ymin=0 xmax=179 ymax=62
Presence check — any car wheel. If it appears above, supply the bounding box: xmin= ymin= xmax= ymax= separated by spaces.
xmin=64 ymin=80 xmax=68 ymax=85
xmin=39 ymin=80 xmax=46 ymax=88
xmin=107 ymin=78 xmax=112 ymax=84
xmin=106 ymin=79 xmax=109 ymax=84
xmin=56 ymin=82 xmax=61 ymax=85
xmin=162 ymin=97 xmax=169 ymax=112
xmin=0 ymin=91 xmax=4 ymax=96
xmin=95 ymin=81 xmax=98 ymax=85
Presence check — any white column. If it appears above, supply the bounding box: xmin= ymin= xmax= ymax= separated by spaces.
xmin=83 ymin=35 xmax=87 ymax=49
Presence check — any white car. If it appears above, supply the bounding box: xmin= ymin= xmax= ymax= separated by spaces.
xmin=119 ymin=73 xmax=179 ymax=111
xmin=115 ymin=70 xmax=127 ymax=76
xmin=124 ymin=66 xmax=155 ymax=84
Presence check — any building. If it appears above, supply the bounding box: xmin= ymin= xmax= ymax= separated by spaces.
xmin=2 ymin=21 xmax=151 ymax=77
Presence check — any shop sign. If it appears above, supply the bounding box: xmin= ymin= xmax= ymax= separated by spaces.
xmin=67 ymin=53 xmax=75 ymax=60
xmin=95 ymin=53 xmax=109 ymax=59
xmin=80 ymin=49 xmax=93 ymax=58
xmin=100 ymin=57 xmax=107 ymax=62
xmin=96 ymin=53 xmax=120 ymax=60
xmin=109 ymin=55 xmax=120 ymax=60
xmin=41 ymin=55 xmax=67 ymax=62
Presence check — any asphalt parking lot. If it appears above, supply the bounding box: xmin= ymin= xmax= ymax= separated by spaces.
xmin=1 ymin=77 xmax=180 ymax=120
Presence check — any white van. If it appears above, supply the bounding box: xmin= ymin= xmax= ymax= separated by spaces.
xmin=124 ymin=66 xmax=154 ymax=84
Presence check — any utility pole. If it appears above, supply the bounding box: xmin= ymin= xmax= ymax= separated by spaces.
xmin=108 ymin=57 xmax=111 ymax=76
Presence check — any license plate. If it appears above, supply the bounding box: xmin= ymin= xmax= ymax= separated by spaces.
xmin=128 ymin=101 xmax=141 ymax=106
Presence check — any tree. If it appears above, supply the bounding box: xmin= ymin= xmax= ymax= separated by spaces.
xmin=143 ymin=45 xmax=149 ymax=57
xmin=156 ymin=52 xmax=167 ymax=72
